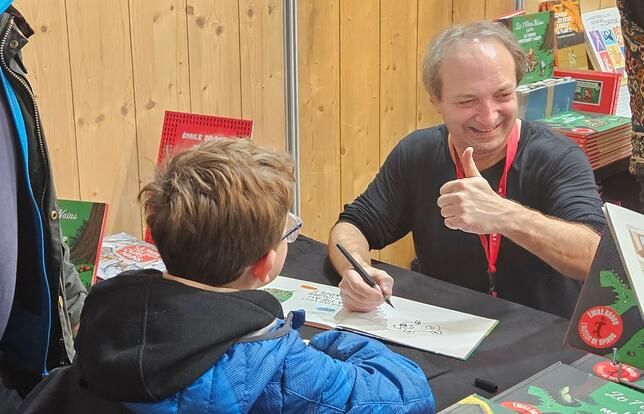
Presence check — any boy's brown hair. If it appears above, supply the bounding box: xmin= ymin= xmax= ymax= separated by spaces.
xmin=139 ymin=138 xmax=294 ymax=286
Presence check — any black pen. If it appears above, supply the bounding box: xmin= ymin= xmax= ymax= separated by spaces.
xmin=336 ymin=243 xmax=394 ymax=308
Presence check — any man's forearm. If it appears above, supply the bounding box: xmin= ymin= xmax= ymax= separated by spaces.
xmin=497 ymin=200 xmax=601 ymax=280
xmin=328 ymin=222 xmax=372 ymax=276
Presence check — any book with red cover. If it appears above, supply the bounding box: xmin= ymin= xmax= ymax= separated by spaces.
xmin=147 ymin=111 xmax=254 ymax=242
xmin=554 ymin=68 xmax=621 ymax=114
xmin=156 ymin=111 xmax=254 ymax=166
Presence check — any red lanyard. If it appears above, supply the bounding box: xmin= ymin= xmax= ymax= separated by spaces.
xmin=451 ymin=122 xmax=520 ymax=297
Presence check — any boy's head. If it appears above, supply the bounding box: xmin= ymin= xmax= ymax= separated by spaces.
xmin=139 ymin=138 xmax=295 ymax=287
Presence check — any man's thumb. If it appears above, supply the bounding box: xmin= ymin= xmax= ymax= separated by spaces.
xmin=461 ymin=147 xmax=481 ymax=178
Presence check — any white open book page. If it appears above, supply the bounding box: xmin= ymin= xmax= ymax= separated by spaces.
xmin=264 ymin=276 xmax=498 ymax=360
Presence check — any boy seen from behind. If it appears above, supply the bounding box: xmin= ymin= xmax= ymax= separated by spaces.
xmin=73 ymin=139 xmax=435 ymax=413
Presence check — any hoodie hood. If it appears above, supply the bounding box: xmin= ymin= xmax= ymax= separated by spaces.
xmin=75 ymin=269 xmax=283 ymax=402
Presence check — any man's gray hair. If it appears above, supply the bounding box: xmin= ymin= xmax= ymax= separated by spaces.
xmin=421 ymin=21 xmax=527 ymax=100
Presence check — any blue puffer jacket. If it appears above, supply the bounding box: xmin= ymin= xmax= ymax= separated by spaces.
xmin=75 ymin=270 xmax=435 ymax=414
xmin=126 ymin=321 xmax=434 ymax=414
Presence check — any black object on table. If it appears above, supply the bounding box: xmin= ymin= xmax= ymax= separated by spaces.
xmin=282 ymin=236 xmax=584 ymax=411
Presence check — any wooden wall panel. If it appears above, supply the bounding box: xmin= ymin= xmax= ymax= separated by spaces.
xmin=187 ymin=0 xmax=241 ymax=117
xmin=65 ymin=0 xmax=141 ymax=236
xmin=485 ymin=0 xmax=515 ymax=19
xmin=16 ymin=0 xmax=79 ymax=199
xmin=239 ymin=0 xmax=285 ymax=151
xmin=453 ymin=0 xmax=486 ymax=23
xmin=298 ymin=0 xmax=341 ymax=243
xmin=340 ymin=0 xmax=381 ymax=260
xmin=379 ymin=0 xmax=417 ymax=268
xmin=600 ymin=0 xmax=616 ymax=9
xmin=417 ymin=0 xmax=452 ymax=129
xmin=129 ymin=0 xmax=191 ymax=235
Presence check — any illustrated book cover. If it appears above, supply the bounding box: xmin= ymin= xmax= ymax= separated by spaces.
xmin=493 ymin=362 xmax=644 ymax=413
xmin=497 ymin=10 xmax=556 ymax=85
xmin=440 ymin=394 xmax=515 ymax=413
xmin=58 ymin=199 xmax=109 ymax=289
xmin=539 ymin=0 xmax=588 ymax=70
xmin=553 ymin=68 xmax=621 ymax=114
xmin=564 ymin=204 xmax=643 ymax=370
xmin=96 ymin=232 xmax=166 ymax=281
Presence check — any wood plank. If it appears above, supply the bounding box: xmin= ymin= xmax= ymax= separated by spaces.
xmin=580 ymin=0 xmax=602 ymax=13
xmin=453 ymin=0 xmax=486 ymax=23
xmin=417 ymin=0 xmax=451 ymax=129
xmin=523 ymin=0 xmax=541 ymax=13
xmin=65 ymin=0 xmax=141 ymax=236
xmin=379 ymin=0 xmax=417 ymax=269
xmin=340 ymin=0 xmax=380 ymax=260
xmin=129 ymin=0 xmax=191 ymax=233
xmin=239 ymin=0 xmax=285 ymax=151
xmin=298 ymin=0 xmax=342 ymax=243
xmin=15 ymin=0 xmax=80 ymax=199
xmin=187 ymin=0 xmax=242 ymax=117
xmin=485 ymin=0 xmax=516 ymax=19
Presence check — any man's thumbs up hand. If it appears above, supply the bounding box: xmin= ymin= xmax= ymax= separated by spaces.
xmin=438 ymin=147 xmax=510 ymax=234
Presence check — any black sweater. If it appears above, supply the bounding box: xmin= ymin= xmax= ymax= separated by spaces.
xmin=339 ymin=121 xmax=605 ymax=318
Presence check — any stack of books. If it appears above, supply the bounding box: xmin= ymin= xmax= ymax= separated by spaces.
xmin=516 ymin=77 xmax=576 ymax=121
xmin=539 ymin=111 xmax=632 ymax=170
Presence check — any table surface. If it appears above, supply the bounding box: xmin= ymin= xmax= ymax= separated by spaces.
xmin=281 ymin=236 xmax=584 ymax=411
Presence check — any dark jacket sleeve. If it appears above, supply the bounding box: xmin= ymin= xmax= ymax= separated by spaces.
xmin=282 ymin=330 xmax=435 ymax=413
xmin=338 ymin=142 xmax=412 ymax=250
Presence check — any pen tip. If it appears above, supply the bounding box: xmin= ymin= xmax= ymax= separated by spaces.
xmin=385 ymin=298 xmax=394 ymax=308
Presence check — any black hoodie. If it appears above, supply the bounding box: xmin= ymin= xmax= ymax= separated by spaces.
xmin=75 ymin=269 xmax=283 ymax=402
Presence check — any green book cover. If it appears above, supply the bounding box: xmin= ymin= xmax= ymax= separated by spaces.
xmin=564 ymin=227 xmax=644 ymax=369
xmin=440 ymin=394 xmax=515 ymax=413
xmin=499 ymin=11 xmax=556 ymax=85
xmin=493 ymin=362 xmax=644 ymax=413
xmin=539 ymin=111 xmax=631 ymax=136
xmin=58 ymin=199 xmax=109 ymax=289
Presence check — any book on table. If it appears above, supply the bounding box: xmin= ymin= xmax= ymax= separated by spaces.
xmin=492 ymin=361 xmax=644 ymax=413
xmin=439 ymin=394 xmax=515 ymax=413
xmin=96 ymin=232 xmax=166 ymax=282
xmin=564 ymin=203 xmax=644 ymax=370
xmin=581 ymin=6 xmax=631 ymax=119
xmin=553 ymin=68 xmax=621 ymax=115
xmin=571 ymin=353 xmax=644 ymax=389
xmin=263 ymin=276 xmax=499 ymax=360
xmin=58 ymin=199 xmax=109 ymax=289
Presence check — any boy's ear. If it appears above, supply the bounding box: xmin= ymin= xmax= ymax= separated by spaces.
xmin=250 ymin=250 xmax=276 ymax=284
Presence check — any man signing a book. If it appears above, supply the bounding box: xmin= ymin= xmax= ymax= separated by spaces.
xmin=329 ymin=21 xmax=605 ymax=318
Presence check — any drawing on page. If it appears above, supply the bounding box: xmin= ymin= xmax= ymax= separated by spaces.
xmin=303 ymin=289 xmax=343 ymax=309
xmin=393 ymin=320 xmax=444 ymax=336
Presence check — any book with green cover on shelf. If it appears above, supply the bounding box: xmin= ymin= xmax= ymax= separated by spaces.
xmin=58 ymin=199 xmax=109 ymax=289
xmin=497 ymin=10 xmax=555 ymax=85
